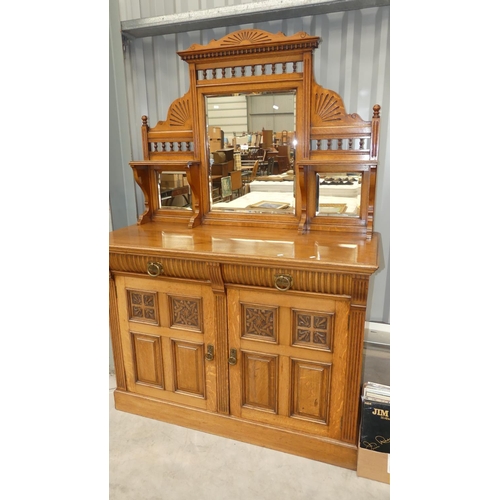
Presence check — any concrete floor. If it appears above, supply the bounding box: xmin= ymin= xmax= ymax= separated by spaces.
xmin=109 ymin=346 xmax=390 ymax=499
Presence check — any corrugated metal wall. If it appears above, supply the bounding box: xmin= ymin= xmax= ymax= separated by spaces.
xmin=110 ymin=1 xmax=390 ymax=323
xmin=118 ymin=0 xmax=274 ymax=21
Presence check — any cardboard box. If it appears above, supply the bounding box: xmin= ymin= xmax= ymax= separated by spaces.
xmin=160 ymin=173 xmax=185 ymax=190
xmin=208 ymin=126 xmax=223 ymax=139
xmin=210 ymin=139 xmax=223 ymax=153
xmin=357 ymin=447 xmax=390 ymax=484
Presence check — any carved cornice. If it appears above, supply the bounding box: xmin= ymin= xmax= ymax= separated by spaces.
xmin=178 ymin=29 xmax=320 ymax=61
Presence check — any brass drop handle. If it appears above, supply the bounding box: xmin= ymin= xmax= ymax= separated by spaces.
xmin=228 ymin=348 xmax=237 ymax=366
xmin=274 ymin=273 xmax=293 ymax=291
xmin=147 ymin=261 xmax=163 ymax=277
xmin=205 ymin=344 xmax=214 ymax=361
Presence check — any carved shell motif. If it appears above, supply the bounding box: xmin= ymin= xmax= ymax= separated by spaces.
xmin=313 ymin=89 xmax=345 ymax=122
xmin=167 ymin=97 xmax=192 ymax=128
xmin=220 ymin=29 xmax=274 ymax=46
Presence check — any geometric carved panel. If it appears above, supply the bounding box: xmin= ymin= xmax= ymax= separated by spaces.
xmin=290 ymin=359 xmax=331 ymax=424
xmin=242 ymin=351 xmax=278 ymax=413
xmin=241 ymin=303 xmax=278 ymax=342
xmin=292 ymin=309 xmax=333 ymax=351
xmin=127 ymin=289 xmax=159 ymax=325
xmin=131 ymin=332 xmax=164 ymax=388
xmin=169 ymin=296 xmax=203 ymax=332
xmin=171 ymin=340 xmax=205 ymax=398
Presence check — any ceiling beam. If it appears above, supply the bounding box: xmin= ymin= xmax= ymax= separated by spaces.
xmin=121 ymin=0 xmax=390 ymax=39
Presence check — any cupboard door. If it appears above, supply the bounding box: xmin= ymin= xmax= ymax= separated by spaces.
xmin=227 ymin=286 xmax=350 ymax=439
xmin=115 ymin=275 xmax=217 ymax=412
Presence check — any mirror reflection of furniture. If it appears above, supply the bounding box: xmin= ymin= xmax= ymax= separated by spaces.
xmin=220 ymin=175 xmax=232 ymax=200
xmin=266 ymin=157 xmax=275 ymax=176
xmin=262 ymin=129 xmax=273 ymax=149
xmin=241 ymin=159 xmax=259 ymax=184
xmin=208 ymin=126 xmax=224 ymax=153
xmin=158 ymin=172 xmax=191 ymax=208
xmin=276 ymin=145 xmax=291 ymax=174
xmin=281 ymin=130 xmax=288 ymax=145
xmin=129 ymin=29 xmax=380 ymax=232
xmin=111 ymin=30 xmax=382 ymax=474
xmin=230 ymin=170 xmax=243 ymax=198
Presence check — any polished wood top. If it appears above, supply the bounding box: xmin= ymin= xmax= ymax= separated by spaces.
xmin=109 ymin=222 xmax=379 ymax=275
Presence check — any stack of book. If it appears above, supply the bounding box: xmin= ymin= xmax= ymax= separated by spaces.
xmin=363 ymin=381 xmax=390 ymax=403
xmin=360 ymin=382 xmax=390 ymax=453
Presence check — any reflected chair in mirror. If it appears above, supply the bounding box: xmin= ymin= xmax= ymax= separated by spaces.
xmin=281 ymin=130 xmax=288 ymax=146
xmin=266 ymin=157 xmax=275 ymax=176
xmin=251 ymin=159 xmax=260 ymax=181
xmin=251 ymin=160 xmax=261 ymax=181
xmin=242 ymin=159 xmax=260 ymax=186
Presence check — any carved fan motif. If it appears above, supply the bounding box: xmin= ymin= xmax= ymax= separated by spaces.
xmin=314 ymin=90 xmax=345 ymax=122
xmin=221 ymin=30 xmax=274 ymax=46
xmin=168 ymin=97 xmax=192 ymax=128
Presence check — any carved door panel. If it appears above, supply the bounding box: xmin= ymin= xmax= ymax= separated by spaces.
xmin=227 ymin=286 xmax=350 ymax=439
xmin=115 ymin=275 xmax=217 ymax=412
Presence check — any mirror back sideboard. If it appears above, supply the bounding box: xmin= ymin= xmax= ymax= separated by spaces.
xmin=109 ymin=29 xmax=382 ymax=471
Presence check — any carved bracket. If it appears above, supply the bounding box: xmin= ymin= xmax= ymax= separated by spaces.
xmin=206 ymin=262 xmax=225 ymax=294
xmin=132 ymin=165 xmax=152 ymax=225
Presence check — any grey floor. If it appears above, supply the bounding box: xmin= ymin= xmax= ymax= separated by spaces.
xmin=109 ymin=346 xmax=390 ymax=500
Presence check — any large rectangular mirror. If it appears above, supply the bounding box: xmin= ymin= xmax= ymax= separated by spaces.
xmin=206 ymin=91 xmax=296 ymax=215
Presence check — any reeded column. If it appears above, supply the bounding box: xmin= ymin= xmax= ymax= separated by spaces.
xmin=341 ymin=275 xmax=369 ymax=443
xmin=207 ymin=262 xmax=230 ymax=415
xmin=109 ymin=272 xmax=126 ymax=390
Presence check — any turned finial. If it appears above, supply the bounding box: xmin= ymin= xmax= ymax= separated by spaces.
xmin=141 ymin=115 xmax=148 ymax=126
xmin=372 ymin=105 xmax=381 ymax=118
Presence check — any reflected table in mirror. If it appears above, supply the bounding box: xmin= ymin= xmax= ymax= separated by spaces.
xmin=160 ymin=185 xmax=190 ymax=207
xmin=212 ymin=190 xmax=295 ymax=213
